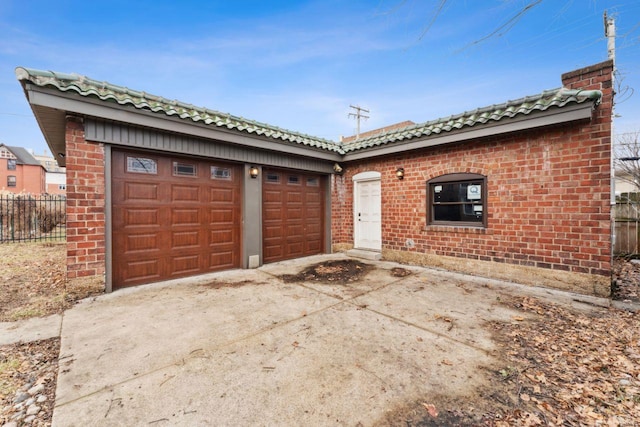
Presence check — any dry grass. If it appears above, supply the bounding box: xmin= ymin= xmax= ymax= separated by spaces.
xmin=0 ymin=243 xmax=103 ymax=322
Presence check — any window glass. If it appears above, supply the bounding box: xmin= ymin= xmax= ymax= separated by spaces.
xmin=265 ymin=173 xmax=280 ymax=184
xmin=127 ymin=156 xmax=157 ymax=174
xmin=306 ymin=177 xmax=319 ymax=187
xmin=173 ymin=162 xmax=197 ymax=177
xmin=211 ymin=166 xmax=232 ymax=180
xmin=7 ymin=176 xmax=16 ymax=187
xmin=288 ymin=175 xmax=300 ymax=185
xmin=428 ymin=174 xmax=485 ymax=226
xmin=7 ymin=159 xmax=16 ymax=170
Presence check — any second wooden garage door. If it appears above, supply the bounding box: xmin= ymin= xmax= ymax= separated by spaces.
xmin=111 ymin=150 xmax=241 ymax=289
xmin=262 ymin=169 xmax=325 ymax=263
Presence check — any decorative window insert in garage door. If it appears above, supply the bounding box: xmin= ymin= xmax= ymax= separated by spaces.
xmin=111 ymin=149 xmax=242 ymax=289
xmin=262 ymin=169 xmax=325 ymax=263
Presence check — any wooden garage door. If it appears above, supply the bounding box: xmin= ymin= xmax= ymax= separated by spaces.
xmin=111 ymin=150 xmax=241 ymax=289
xmin=263 ymin=169 xmax=325 ymax=263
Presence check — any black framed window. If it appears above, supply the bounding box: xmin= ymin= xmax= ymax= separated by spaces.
xmin=7 ymin=159 xmax=16 ymax=170
xmin=428 ymin=173 xmax=486 ymax=227
xmin=7 ymin=175 xmax=16 ymax=187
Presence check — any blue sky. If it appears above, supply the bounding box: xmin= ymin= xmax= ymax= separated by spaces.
xmin=1 ymin=0 xmax=639 ymax=156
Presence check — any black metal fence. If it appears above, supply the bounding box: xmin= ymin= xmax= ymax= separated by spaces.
xmin=0 ymin=194 xmax=66 ymax=243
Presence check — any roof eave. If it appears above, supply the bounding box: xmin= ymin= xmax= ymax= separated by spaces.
xmin=22 ymin=84 xmax=343 ymax=164
xmin=342 ymin=101 xmax=595 ymax=162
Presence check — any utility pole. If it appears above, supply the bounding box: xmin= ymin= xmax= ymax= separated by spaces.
xmin=348 ymin=105 xmax=369 ymax=140
xmin=605 ymin=11 xmax=616 ymax=204
xmin=605 ymin=11 xmax=617 ymax=261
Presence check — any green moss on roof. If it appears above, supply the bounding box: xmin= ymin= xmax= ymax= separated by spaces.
xmin=15 ymin=67 xmax=601 ymax=155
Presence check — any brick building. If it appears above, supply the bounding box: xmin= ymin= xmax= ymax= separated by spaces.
xmin=16 ymin=60 xmax=613 ymax=295
xmin=0 ymin=144 xmax=46 ymax=194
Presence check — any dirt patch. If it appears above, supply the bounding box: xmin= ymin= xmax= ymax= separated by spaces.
xmin=199 ymin=280 xmax=268 ymax=289
xmin=0 ymin=243 xmax=103 ymax=322
xmin=390 ymin=267 xmax=412 ymax=277
xmin=280 ymin=259 xmax=373 ymax=284
xmin=371 ymin=296 xmax=640 ymax=426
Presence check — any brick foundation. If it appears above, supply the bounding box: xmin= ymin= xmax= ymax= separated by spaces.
xmin=332 ymin=61 xmax=613 ymax=296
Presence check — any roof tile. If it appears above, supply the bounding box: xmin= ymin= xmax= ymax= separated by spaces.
xmin=15 ymin=67 xmax=601 ymax=156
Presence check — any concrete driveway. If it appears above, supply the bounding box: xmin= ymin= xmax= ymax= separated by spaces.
xmin=52 ymin=254 xmax=606 ymax=426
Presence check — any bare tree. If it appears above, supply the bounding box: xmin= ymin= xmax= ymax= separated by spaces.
xmin=615 ymin=131 xmax=640 ymax=193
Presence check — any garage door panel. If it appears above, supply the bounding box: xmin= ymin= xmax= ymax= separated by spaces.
xmin=285 ymin=224 xmax=304 ymax=238
xmin=172 ymin=231 xmax=200 ymax=248
xmin=287 ymin=191 xmax=303 ymax=203
xmin=263 ymin=225 xmax=281 ymax=239
xmin=209 ymin=229 xmax=234 ymax=244
xmin=264 ymin=208 xmax=283 ymax=221
xmin=170 ymin=255 xmax=201 ymax=276
xmin=305 ymin=192 xmax=321 ymax=203
xmin=125 ymin=233 xmax=160 ymax=252
xmin=287 ymin=242 xmax=304 ymax=256
xmin=263 ymin=190 xmax=282 ymax=203
xmin=120 ymin=258 xmax=162 ymax=284
xmin=306 ymin=240 xmax=322 ymax=252
xmin=171 ymin=208 xmax=200 ymax=226
xmin=209 ymin=251 xmax=235 ymax=269
xmin=264 ymin=245 xmax=283 ymax=260
xmin=262 ymin=169 xmax=325 ymax=264
xmin=209 ymin=209 xmax=234 ymax=224
xmin=171 ymin=185 xmax=200 ymax=202
xmin=125 ymin=182 xmax=159 ymax=201
xmin=210 ymin=188 xmax=235 ymax=203
xmin=287 ymin=208 xmax=303 ymax=219
xmin=124 ymin=208 xmax=160 ymax=227
xmin=112 ymin=150 xmax=241 ymax=289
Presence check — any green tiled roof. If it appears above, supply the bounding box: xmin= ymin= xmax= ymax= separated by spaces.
xmin=340 ymin=88 xmax=602 ymax=152
xmin=16 ymin=67 xmax=601 ymax=156
xmin=15 ymin=67 xmax=341 ymax=153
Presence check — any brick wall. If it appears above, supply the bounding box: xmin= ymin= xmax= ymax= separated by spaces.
xmin=332 ymin=61 xmax=613 ymax=296
xmin=65 ymin=116 xmax=106 ymax=283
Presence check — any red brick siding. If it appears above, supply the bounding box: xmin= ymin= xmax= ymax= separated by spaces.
xmin=65 ymin=117 xmax=106 ymax=280
xmin=0 ymin=160 xmax=45 ymax=194
xmin=332 ymin=61 xmax=613 ymax=278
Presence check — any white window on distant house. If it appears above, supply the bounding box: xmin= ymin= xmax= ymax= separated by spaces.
xmin=428 ymin=173 xmax=486 ymax=227
xmin=7 ymin=175 xmax=16 ymax=187
xmin=7 ymin=159 xmax=16 ymax=170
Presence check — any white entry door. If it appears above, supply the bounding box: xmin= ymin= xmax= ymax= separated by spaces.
xmin=354 ymin=177 xmax=381 ymax=251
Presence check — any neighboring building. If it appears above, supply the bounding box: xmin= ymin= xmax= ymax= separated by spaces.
xmin=340 ymin=121 xmax=416 ymax=144
xmin=614 ymin=170 xmax=637 ymax=197
xmin=33 ymin=151 xmax=66 ymax=195
xmin=0 ymin=144 xmax=46 ymax=194
xmin=16 ymin=60 xmax=613 ymax=296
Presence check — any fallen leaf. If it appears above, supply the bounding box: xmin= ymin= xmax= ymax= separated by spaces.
xmin=422 ymin=403 xmax=438 ymax=418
